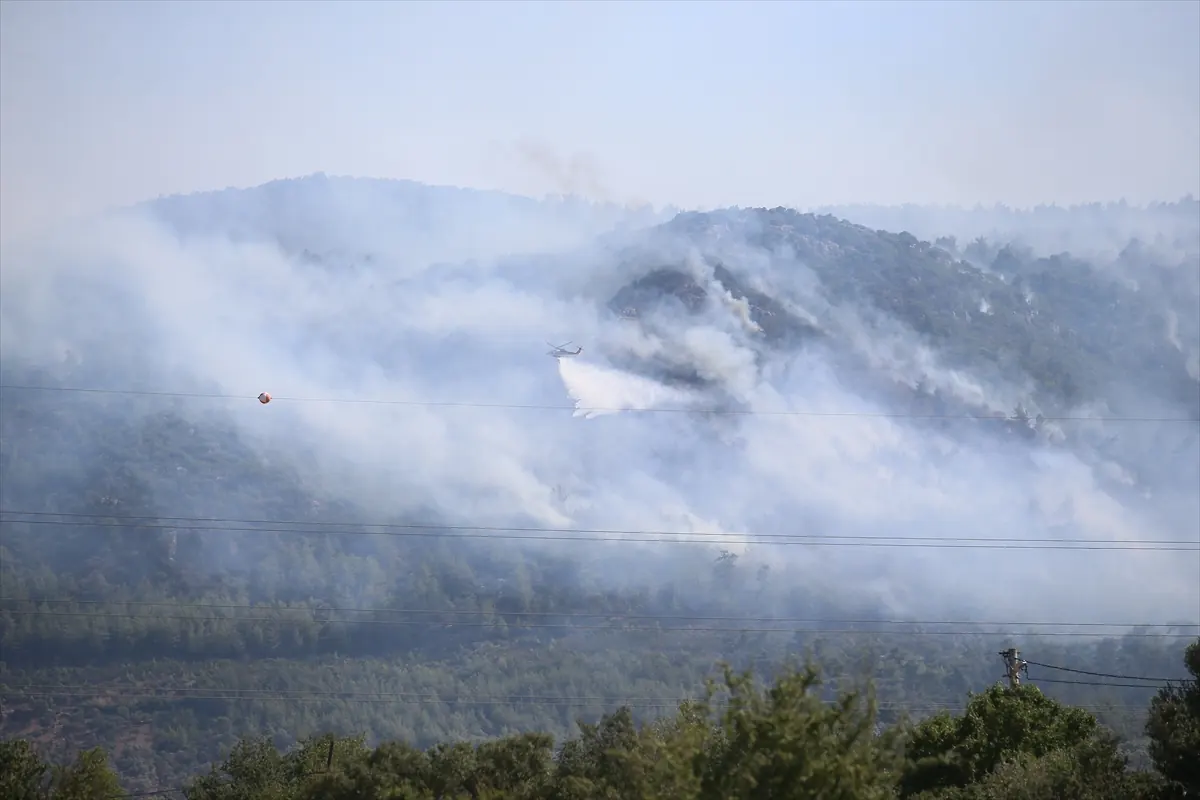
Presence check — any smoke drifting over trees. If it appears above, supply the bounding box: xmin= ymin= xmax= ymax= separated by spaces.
xmin=3 ymin=177 xmax=1195 ymax=621
xmin=1 ymin=176 xmax=1196 ymax=789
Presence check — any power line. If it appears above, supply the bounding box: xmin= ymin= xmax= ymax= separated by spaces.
xmin=0 ymin=686 xmax=1157 ymax=711
xmin=1 ymin=687 xmax=702 ymax=706
xmin=1025 ymin=659 xmax=1187 ymax=683
xmin=4 ymin=511 xmax=1196 ymax=550
xmin=9 ymin=698 xmax=1153 ymax=717
xmin=7 ymin=597 xmax=1190 ymax=630
xmin=6 ymin=608 xmax=1193 ymax=638
xmin=13 ymin=509 xmax=1200 ymax=546
xmin=1029 ymin=676 xmax=1171 ymax=689
xmin=3 ymin=383 xmax=1196 ymax=423
xmin=1004 ymin=649 xmax=1194 ymax=689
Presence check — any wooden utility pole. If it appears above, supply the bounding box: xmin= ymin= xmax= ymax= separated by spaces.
xmin=999 ymin=648 xmax=1028 ymax=689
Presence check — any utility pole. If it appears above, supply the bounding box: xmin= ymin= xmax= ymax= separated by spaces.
xmin=999 ymin=648 xmax=1028 ymax=689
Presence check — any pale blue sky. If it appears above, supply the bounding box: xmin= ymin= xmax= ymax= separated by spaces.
xmin=2 ymin=0 xmax=1198 ymax=241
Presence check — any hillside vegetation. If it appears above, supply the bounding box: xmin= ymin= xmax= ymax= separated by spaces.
xmin=1 ymin=179 xmax=1197 ymax=792
xmin=4 ymin=640 xmax=1199 ymax=799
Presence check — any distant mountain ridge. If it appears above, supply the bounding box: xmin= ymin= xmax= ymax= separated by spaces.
xmin=142 ymin=173 xmax=675 ymax=267
xmin=1 ymin=174 xmax=1196 ymax=630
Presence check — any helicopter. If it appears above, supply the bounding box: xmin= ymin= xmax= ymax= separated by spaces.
xmin=546 ymin=340 xmax=583 ymax=358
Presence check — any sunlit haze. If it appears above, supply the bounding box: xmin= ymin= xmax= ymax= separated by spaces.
xmin=2 ymin=1 xmax=1199 ymax=787
xmin=2 ymin=0 xmax=1198 ymax=242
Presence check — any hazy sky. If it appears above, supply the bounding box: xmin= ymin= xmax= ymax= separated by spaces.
xmin=2 ymin=0 xmax=1198 ymax=241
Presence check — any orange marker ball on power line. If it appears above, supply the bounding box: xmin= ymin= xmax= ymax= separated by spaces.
xmin=258 ymin=392 xmax=272 ymax=404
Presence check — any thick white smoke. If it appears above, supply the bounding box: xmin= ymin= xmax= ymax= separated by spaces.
xmin=1 ymin=177 xmax=1196 ymax=627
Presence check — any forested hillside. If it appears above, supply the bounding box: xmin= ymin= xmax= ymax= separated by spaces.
xmin=1 ymin=179 xmax=1197 ymax=792
xmin=5 ymin=640 xmax=1199 ymax=799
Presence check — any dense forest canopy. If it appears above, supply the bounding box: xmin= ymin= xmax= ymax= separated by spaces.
xmin=1 ymin=178 xmax=1197 ymax=791
xmin=5 ymin=642 xmax=1200 ymax=799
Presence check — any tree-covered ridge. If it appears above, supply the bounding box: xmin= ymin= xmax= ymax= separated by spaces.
xmin=2 ymin=182 xmax=1197 ymax=795
xmin=4 ymin=194 xmax=1194 ymax=548
xmin=608 ymin=206 xmax=1198 ymax=418
xmin=5 ymin=640 xmax=1198 ymax=799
